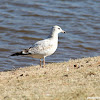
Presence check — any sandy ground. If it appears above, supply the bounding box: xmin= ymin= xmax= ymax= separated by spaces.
xmin=0 ymin=56 xmax=100 ymax=100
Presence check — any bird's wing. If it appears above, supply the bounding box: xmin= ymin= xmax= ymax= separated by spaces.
xmin=28 ymin=39 xmax=53 ymax=55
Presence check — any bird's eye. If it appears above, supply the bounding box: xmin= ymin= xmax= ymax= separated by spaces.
xmin=58 ymin=28 xmax=60 ymax=30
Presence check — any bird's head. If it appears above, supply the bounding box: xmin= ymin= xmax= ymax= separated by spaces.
xmin=52 ymin=25 xmax=66 ymax=34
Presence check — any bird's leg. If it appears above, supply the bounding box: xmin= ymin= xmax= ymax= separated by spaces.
xmin=43 ymin=57 xmax=45 ymax=68
xmin=40 ymin=58 xmax=42 ymax=67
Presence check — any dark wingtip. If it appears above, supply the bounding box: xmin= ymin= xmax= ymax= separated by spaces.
xmin=10 ymin=53 xmax=17 ymax=56
xmin=10 ymin=52 xmax=22 ymax=56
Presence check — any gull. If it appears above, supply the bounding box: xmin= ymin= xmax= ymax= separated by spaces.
xmin=11 ymin=25 xmax=66 ymax=67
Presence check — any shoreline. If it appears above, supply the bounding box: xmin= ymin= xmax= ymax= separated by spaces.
xmin=0 ymin=56 xmax=100 ymax=100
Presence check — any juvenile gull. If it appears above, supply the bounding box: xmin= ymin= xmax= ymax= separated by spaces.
xmin=11 ymin=25 xmax=66 ymax=67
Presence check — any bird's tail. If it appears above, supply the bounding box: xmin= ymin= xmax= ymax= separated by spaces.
xmin=11 ymin=49 xmax=30 ymax=56
xmin=11 ymin=51 xmax=23 ymax=56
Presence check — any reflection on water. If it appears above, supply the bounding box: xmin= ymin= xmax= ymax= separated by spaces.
xmin=0 ymin=0 xmax=100 ymax=71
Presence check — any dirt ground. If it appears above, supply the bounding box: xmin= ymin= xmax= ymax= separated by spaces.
xmin=0 ymin=56 xmax=100 ymax=100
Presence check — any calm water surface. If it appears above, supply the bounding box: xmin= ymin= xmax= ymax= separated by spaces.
xmin=0 ymin=0 xmax=100 ymax=71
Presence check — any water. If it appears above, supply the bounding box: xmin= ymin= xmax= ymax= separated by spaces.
xmin=0 ymin=0 xmax=100 ymax=71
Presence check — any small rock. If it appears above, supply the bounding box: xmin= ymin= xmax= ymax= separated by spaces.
xmin=81 ymin=65 xmax=84 ymax=67
xmin=74 ymin=65 xmax=77 ymax=67
xmin=86 ymin=61 xmax=89 ymax=63
xmin=44 ymin=72 xmax=47 ymax=74
xmin=25 ymin=74 xmax=29 ymax=76
xmin=20 ymin=74 xmax=23 ymax=76
xmin=64 ymin=74 xmax=68 ymax=77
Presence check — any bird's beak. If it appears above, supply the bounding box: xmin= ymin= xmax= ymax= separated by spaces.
xmin=62 ymin=30 xmax=66 ymax=33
